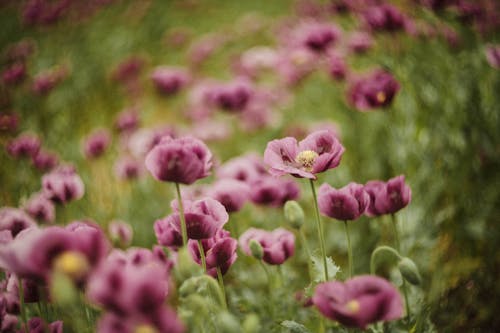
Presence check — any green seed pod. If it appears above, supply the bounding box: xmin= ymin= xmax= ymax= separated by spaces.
xmin=249 ymin=240 xmax=264 ymax=260
xmin=398 ymin=257 xmax=422 ymax=286
xmin=174 ymin=247 xmax=203 ymax=282
xmin=284 ymin=200 xmax=305 ymax=229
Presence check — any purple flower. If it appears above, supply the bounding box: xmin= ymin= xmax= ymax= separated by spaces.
xmin=114 ymin=156 xmax=142 ymax=180
xmin=114 ymin=108 xmax=140 ymax=134
xmin=294 ymin=21 xmax=341 ymax=53
xmin=145 ymin=136 xmax=212 ymax=185
xmin=210 ymin=79 xmax=254 ymax=112
xmin=207 ymin=179 xmax=250 ymax=213
xmin=318 ymin=183 xmax=369 ymax=220
xmin=216 ymin=153 xmax=268 ymax=183
xmin=151 ymin=66 xmax=190 ymax=95
xmin=32 ymin=68 xmax=66 ymax=95
xmin=23 ymin=192 xmax=55 ymax=223
xmin=83 ymin=129 xmax=111 ymax=159
xmin=108 ymin=221 xmax=133 ymax=248
xmin=239 ymin=228 xmax=295 ymax=265
xmin=166 ymin=198 xmax=229 ymax=240
xmin=313 ymin=275 xmax=403 ymax=329
xmin=327 ymin=52 xmax=347 ymax=81
xmin=347 ymin=32 xmax=374 ymax=54
xmin=22 ymin=317 xmax=63 ymax=333
xmin=6 ymin=133 xmax=41 ymax=159
xmin=42 ymin=165 xmax=85 ymax=204
xmin=363 ymin=4 xmax=408 ymax=32
xmin=485 ymin=45 xmax=500 ymax=69
xmin=0 ymin=208 xmax=36 ymax=238
xmin=1 ymin=63 xmax=26 ymax=85
xmin=31 ymin=149 xmax=59 ymax=171
xmin=348 ymin=70 xmax=400 ymax=111
xmin=264 ymin=130 xmax=345 ymax=179
xmin=154 ymin=217 xmax=183 ymax=250
xmin=249 ymin=176 xmax=300 ymax=207
xmin=188 ymin=229 xmax=238 ymax=277
xmin=364 ymin=175 xmax=411 ymax=216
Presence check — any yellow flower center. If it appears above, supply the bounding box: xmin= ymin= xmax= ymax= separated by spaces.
xmin=291 ymin=52 xmax=308 ymax=66
xmin=376 ymin=91 xmax=386 ymax=103
xmin=53 ymin=251 xmax=90 ymax=279
xmin=346 ymin=300 xmax=360 ymax=313
xmin=134 ymin=324 xmax=158 ymax=333
xmin=295 ymin=150 xmax=319 ymax=171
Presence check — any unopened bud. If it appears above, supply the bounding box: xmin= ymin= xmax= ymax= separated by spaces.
xmin=284 ymin=200 xmax=305 ymax=229
xmin=398 ymin=257 xmax=421 ymax=286
xmin=174 ymin=247 xmax=203 ymax=281
xmin=249 ymin=240 xmax=263 ymax=260
xmin=216 ymin=312 xmax=241 ymax=333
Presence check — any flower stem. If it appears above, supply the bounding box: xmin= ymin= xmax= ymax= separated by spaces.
xmin=299 ymin=229 xmax=313 ymax=281
xmin=197 ymin=240 xmax=207 ymax=273
xmin=391 ymin=214 xmax=400 ymax=251
xmin=391 ymin=214 xmax=411 ymax=322
xmin=216 ymin=266 xmax=228 ymax=310
xmin=344 ymin=221 xmax=353 ymax=279
xmin=175 ymin=182 xmax=188 ymax=246
xmin=18 ymin=278 xmax=28 ymax=333
xmin=309 ymin=179 xmax=328 ymax=281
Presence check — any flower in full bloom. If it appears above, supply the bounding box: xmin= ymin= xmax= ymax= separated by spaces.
xmin=188 ymin=229 xmax=238 ymax=277
xmin=313 ymin=275 xmax=403 ymax=329
xmin=42 ymin=165 xmax=85 ymax=204
xmin=365 ymin=175 xmax=411 ymax=216
xmin=165 ymin=198 xmax=228 ymax=240
xmin=114 ymin=156 xmax=143 ymax=180
xmin=239 ymin=228 xmax=295 ymax=265
xmin=209 ymin=79 xmax=254 ymax=113
xmin=249 ymin=176 xmax=300 ymax=207
xmin=151 ymin=66 xmax=190 ymax=95
xmin=264 ymin=130 xmax=345 ymax=179
xmin=154 ymin=217 xmax=183 ymax=250
xmin=363 ymin=4 xmax=408 ymax=32
xmin=318 ymin=183 xmax=369 ymax=221
xmin=145 ymin=136 xmax=212 ymax=185
xmin=207 ymin=179 xmax=250 ymax=213
xmin=0 ymin=208 xmax=36 ymax=238
xmin=348 ymin=70 xmax=400 ymax=111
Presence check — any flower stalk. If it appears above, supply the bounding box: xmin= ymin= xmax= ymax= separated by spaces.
xmin=310 ymin=179 xmax=328 ymax=281
xmin=175 ymin=182 xmax=188 ymax=246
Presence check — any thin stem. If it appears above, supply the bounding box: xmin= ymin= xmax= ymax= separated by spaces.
xmin=18 ymin=278 xmax=28 ymax=333
xmin=197 ymin=240 xmax=207 ymax=273
xmin=402 ymin=279 xmax=411 ymax=322
xmin=391 ymin=214 xmax=400 ymax=251
xmin=344 ymin=221 xmax=353 ymax=279
xmin=309 ymin=179 xmax=328 ymax=281
xmin=175 ymin=182 xmax=188 ymax=246
xmin=300 ymin=229 xmax=313 ymax=281
xmin=391 ymin=214 xmax=411 ymax=322
xmin=216 ymin=266 xmax=228 ymax=310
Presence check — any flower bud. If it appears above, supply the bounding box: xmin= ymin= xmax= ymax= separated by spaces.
xmin=284 ymin=200 xmax=304 ymax=229
xmin=398 ymin=257 xmax=421 ymax=286
xmin=249 ymin=240 xmax=263 ymax=260
xmin=216 ymin=312 xmax=241 ymax=333
xmin=174 ymin=247 xmax=203 ymax=281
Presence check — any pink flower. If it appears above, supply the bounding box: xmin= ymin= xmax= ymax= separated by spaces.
xmin=108 ymin=221 xmax=133 ymax=248
xmin=83 ymin=129 xmax=111 ymax=159
xmin=485 ymin=45 xmax=500 ymax=69
xmin=23 ymin=192 xmax=55 ymax=223
xmin=318 ymin=183 xmax=369 ymax=220
xmin=97 ymin=308 xmax=184 ymax=333
xmin=216 ymin=153 xmax=267 ymax=183
xmin=249 ymin=176 xmax=300 ymax=207
xmin=6 ymin=133 xmax=41 ymax=159
xmin=210 ymin=79 xmax=254 ymax=113
xmin=188 ymin=230 xmax=238 ymax=277
xmin=114 ymin=108 xmax=140 ymax=134
xmin=0 ymin=208 xmax=36 ymax=238
xmin=167 ymin=198 xmax=228 ymax=240
xmin=0 ymin=112 xmax=19 ymax=133
xmin=154 ymin=217 xmax=183 ymax=250
xmin=239 ymin=228 xmax=295 ymax=265
xmin=327 ymin=52 xmax=347 ymax=81
xmin=42 ymin=165 xmax=85 ymax=204
xmin=363 ymin=4 xmax=408 ymax=32
xmin=264 ymin=130 xmax=345 ymax=179
xmin=313 ymin=275 xmax=403 ymax=329
xmin=364 ymin=175 xmax=411 ymax=216
xmin=347 ymin=32 xmax=374 ymax=54
xmin=294 ymin=21 xmax=341 ymax=53
xmin=114 ymin=156 xmax=142 ymax=180
xmin=145 ymin=136 xmax=212 ymax=185
xmin=31 ymin=149 xmax=59 ymax=171
xmin=151 ymin=66 xmax=190 ymax=95
xmin=207 ymin=179 xmax=250 ymax=213
xmin=22 ymin=317 xmax=63 ymax=333
xmin=1 ymin=63 xmax=26 ymax=85
xmin=348 ymin=70 xmax=400 ymax=111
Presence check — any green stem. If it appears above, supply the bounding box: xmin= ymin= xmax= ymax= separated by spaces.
xmin=370 ymin=246 xmax=402 ymax=274
xmin=391 ymin=214 xmax=400 ymax=251
xmin=344 ymin=221 xmax=353 ymax=279
xmin=18 ymin=278 xmax=28 ymax=333
xmin=216 ymin=266 xmax=228 ymax=310
xmin=391 ymin=214 xmax=411 ymax=322
xmin=309 ymin=179 xmax=328 ymax=281
xmin=175 ymin=183 xmax=188 ymax=246
xmin=197 ymin=240 xmax=207 ymax=273
xmin=299 ymin=229 xmax=313 ymax=281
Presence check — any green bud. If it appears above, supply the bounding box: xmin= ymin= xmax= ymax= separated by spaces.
xmin=179 ymin=275 xmax=226 ymax=308
xmin=398 ymin=257 xmax=422 ymax=286
xmin=216 ymin=312 xmax=241 ymax=333
xmin=249 ymin=240 xmax=264 ymax=260
xmin=284 ymin=200 xmax=305 ymax=229
xmin=173 ymin=247 xmax=202 ymax=282
xmin=242 ymin=313 xmax=261 ymax=333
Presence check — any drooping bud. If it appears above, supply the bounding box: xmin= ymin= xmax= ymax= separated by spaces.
xmin=398 ymin=257 xmax=421 ymax=286
xmin=249 ymin=240 xmax=263 ymax=260
xmin=284 ymin=200 xmax=305 ymax=229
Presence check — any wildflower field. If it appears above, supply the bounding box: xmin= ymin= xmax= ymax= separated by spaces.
xmin=0 ymin=0 xmax=499 ymax=332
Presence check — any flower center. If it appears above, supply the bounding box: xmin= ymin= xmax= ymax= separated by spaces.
xmin=295 ymin=150 xmax=319 ymax=171
xmin=376 ymin=91 xmax=386 ymax=103
xmin=53 ymin=251 xmax=90 ymax=279
xmin=346 ymin=300 xmax=360 ymax=313
xmin=134 ymin=324 xmax=158 ymax=333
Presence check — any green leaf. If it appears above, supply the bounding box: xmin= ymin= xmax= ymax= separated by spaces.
xmin=311 ymin=254 xmax=340 ymax=283
xmin=281 ymin=320 xmax=311 ymax=333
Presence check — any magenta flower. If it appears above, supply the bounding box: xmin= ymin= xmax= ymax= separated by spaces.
xmin=42 ymin=165 xmax=85 ymax=204
xmin=0 ymin=208 xmax=36 ymax=238
xmin=6 ymin=133 xmax=41 ymax=159
xmin=31 ymin=149 xmax=59 ymax=171
xmin=239 ymin=227 xmax=295 ymax=265
xmin=364 ymin=175 xmax=411 ymax=216
xmin=318 ymin=183 xmax=369 ymax=221
xmin=151 ymin=66 xmax=190 ymax=95
xmin=210 ymin=79 xmax=254 ymax=112
xmin=114 ymin=107 xmax=140 ymax=134
xmin=264 ymin=130 xmax=345 ymax=180
xmin=145 ymin=136 xmax=212 ymax=185
xmin=327 ymin=52 xmax=347 ymax=81
xmin=207 ymin=179 xmax=250 ymax=213
xmin=347 ymin=32 xmax=374 ymax=54
xmin=294 ymin=21 xmax=341 ymax=53
xmin=83 ymin=129 xmax=111 ymax=159
xmin=249 ymin=176 xmax=300 ymax=207
xmin=1 ymin=63 xmax=26 ymax=85
xmin=313 ymin=275 xmax=403 ymax=329
xmin=167 ymin=198 xmax=228 ymax=240
xmin=188 ymin=229 xmax=238 ymax=277
xmin=485 ymin=45 xmax=500 ymax=69
xmin=22 ymin=317 xmax=63 ymax=333
xmin=348 ymin=70 xmax=400 ymax=111
xmin=363 ymin=4 xmax=408 ymax=32
xmin=108 ymin=221 xmax=133 ymax=248
xmin=216 ymin=153 xmax=268 ymax=183
xmin=114 ymin=156 xmax=142 ymax=180
xmin=23 ymin=192 xmax=55 ymax=223
xmin=154 ymin=217 xmax=183 ymax=250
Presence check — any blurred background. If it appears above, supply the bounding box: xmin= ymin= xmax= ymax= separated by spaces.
xmin=1 ymin=0 xmax=499 ymax=331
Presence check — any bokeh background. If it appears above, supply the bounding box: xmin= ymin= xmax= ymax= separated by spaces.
xmin=1 ymin=0 xmax=499 ymax=331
